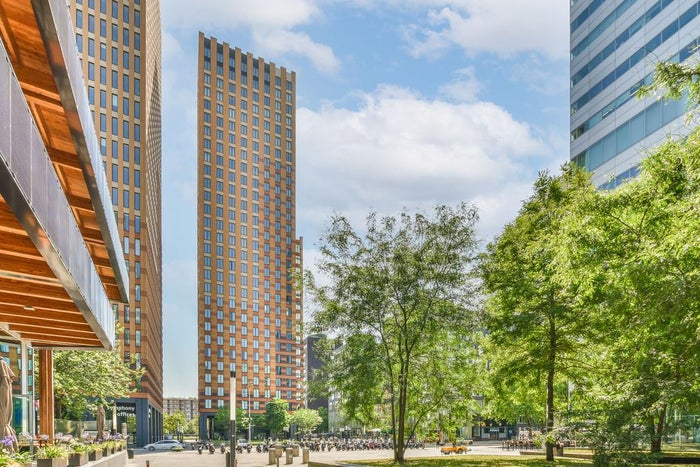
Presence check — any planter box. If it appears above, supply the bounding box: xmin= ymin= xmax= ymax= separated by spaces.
xmin=68 ymin=452 xmax=88 ymax=466
xmin=88 ymin=449 xmax=102 ymax=461
xmin=37 ymin=459 xmax=68 ymax=467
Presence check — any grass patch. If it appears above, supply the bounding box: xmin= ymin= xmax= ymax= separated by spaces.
xmin=661 ymin=449 xmax=700 ymax=457
xmin=355 ymin=455 xmax=592 ymax=466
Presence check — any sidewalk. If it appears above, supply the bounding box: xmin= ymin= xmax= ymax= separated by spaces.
xmin=126 ymin=442 xmax=521 ymax=467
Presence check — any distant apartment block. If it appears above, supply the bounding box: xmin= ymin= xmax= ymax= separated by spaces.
xmin=195 ymin=33 xmax=304 ymax=436
xmin=570 ymin=0 xmax=700 ymax=188
xmin=69 ymin=0 xmax=164 ymax=446
xmin=163 ymin=397 xmax=199 ymax=421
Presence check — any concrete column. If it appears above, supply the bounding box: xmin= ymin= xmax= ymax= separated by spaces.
xmin=38 ymin=349 xmax=54 ymax=439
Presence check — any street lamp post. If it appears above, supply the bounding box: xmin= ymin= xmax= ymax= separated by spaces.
xmin=248 ymin=387 xmax=252 ymax=442
xmin=230 ymin=371 xmax=236 ymax=467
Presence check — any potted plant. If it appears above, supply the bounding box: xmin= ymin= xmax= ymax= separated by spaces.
xmin=86 ymin=443 xmax=101 ymax=462
xmin=12 ymin=450 xmax=34 ymax=467
xmin=68 ymin=444 xmax=89 ymax=466
xmin=36 ymin=444 xmax=68 ymax=467
xmin=106 ymin=440 xmax=118 ymax=454
xmin=110 ymin=434 xmax=125 ymax=451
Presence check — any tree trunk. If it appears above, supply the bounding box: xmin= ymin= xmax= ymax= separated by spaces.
xmin=650 ymin=405 xmax=666 ymax=453
xmin=395 ymin=372 xmax=406 ymax=462
xmin=390 ymin=380 xmax=399 ymax=461
xmin=545 ymin=316 xmax=556 ymax=462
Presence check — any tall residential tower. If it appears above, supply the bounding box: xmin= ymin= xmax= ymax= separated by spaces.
xmin=196 ymin=33 xmax=304 ymax=436
xmin=70 ymin=0 xmax=163 ymax=445
xmin=570 ymin=0 xmax=700 ymax=188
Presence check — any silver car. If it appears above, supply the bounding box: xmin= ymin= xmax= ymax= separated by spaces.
xmin=143 ymin=439 xmax=182 ymax=451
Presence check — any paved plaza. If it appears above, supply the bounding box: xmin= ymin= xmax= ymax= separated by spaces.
xmin=126 ymin=441 xmax=521 ymax=467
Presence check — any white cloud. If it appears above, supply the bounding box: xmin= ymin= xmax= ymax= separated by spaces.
xmin=163 ymin=0 xmax=320 ymax=30
xmin=438 ymin=66 xmax=482 ymax=102
xmin=402 ymin=0 xmax=570 ymax=60
xmin=253 ymin=29 xmax=341 ymax=75
xmin=162 ymin=0 xmax=340 ymax=75
xmin=297 ymin=84 xmax=560 ymax=250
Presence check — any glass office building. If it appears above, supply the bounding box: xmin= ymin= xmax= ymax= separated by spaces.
xmin=570 ymin=0 xmax=700 ymax=188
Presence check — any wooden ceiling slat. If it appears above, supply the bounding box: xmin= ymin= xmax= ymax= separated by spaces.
xmin=0 ymin=229 xmax=42 ymax=258
xmin=8 ymin=320 xmax=94 ymax=335
xmin=0 ymin=304 xmax=85 ymax=329
xmin=18 ymin=332 xmax=101 ymax=347
xmin=0 ymin=288 xmax=77 ymax=311
xmin=0 ymin=252 xmax=55 ymax=278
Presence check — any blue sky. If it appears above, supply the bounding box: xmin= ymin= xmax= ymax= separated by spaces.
xmin=160 ymin=0 xmax=570 ymax=397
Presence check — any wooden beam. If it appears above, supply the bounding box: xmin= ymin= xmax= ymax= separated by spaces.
xmin=38 ymin=349 xmax=54 ymax=439
xmin=47 ymin=147 xmax=79 ymax=168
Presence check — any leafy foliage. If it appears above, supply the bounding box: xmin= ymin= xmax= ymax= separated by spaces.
xmin=309 ymin=204 xmax=481 ymax=461
xmin=638 ymin=61 xmax=700 ymax=115
xmin=52 ymin=345 xmax=143 ymax=420
xmin=289 ymin=408 xmax=322 ymax=435
xmin=265 ymin=398 xmax=289 ymax=437
xmin=163 ymin=411 xmax=187 ymax=435
xmin=480 ymin=166 xmax=596 ymax=461
xmin=561 ymin=131 xmax=700 ymax=457
xmin=213 ymin=406 xmax=247 ymax=439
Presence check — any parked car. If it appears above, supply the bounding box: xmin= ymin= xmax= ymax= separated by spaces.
xmin=440 ymin=444 xmax=468 ymax=455
xmin=144 ymin=439 xmax=182 ymax=451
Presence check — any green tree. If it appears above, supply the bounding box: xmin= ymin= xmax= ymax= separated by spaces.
xmin=309 ymin=204 xmax=481 ymax=461
xmin=213 ymin=405 xmax=230 ymax=439
xmin=480 ymin=167 xmax=596 ymax=461
xmin=213 ymin=406 xmax=248 ymax=439
xmin=317 ymin=333 xmax=384 ymax=428
xmin=639 ymin=61 xmax=700 ymax=111
xmin=561 ymin=133 xmax=700 ymax=457
xmin=316 ymin=407 xmax=329 ymax=433
xmin=184 ymin=417 xmax=199 ymax=435
xmin=289 ymin=409 xmax=322 ymax=436
xmin=164 ymin=411 xmax=186 ymax=435
xmin=265 ymin=398 xmax=289 ymax=438
xmin=52 ymin=345 xmax=143 ymax=420
xmin=252 ymin=413 xmax=267 ymax=438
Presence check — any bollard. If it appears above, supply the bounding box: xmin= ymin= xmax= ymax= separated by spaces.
xmin=268 ymin=448 xmax=277 ymax=465
xmin=146 ymin=461 xmax=150 ymax=467
xmin=302 ymin=447 xmax=309 ymax=464
xmin=286 ymin=447 xmax=293 ymax=464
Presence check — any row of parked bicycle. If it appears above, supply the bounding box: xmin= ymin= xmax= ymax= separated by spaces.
xmin=190 ymin=439 xmax=427 ymax=454
xmin=299 ymin=439 xmax=426 ymax=452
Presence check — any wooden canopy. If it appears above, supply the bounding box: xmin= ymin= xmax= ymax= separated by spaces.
xmin=0 ymin=0 xmax=127 ymax=348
